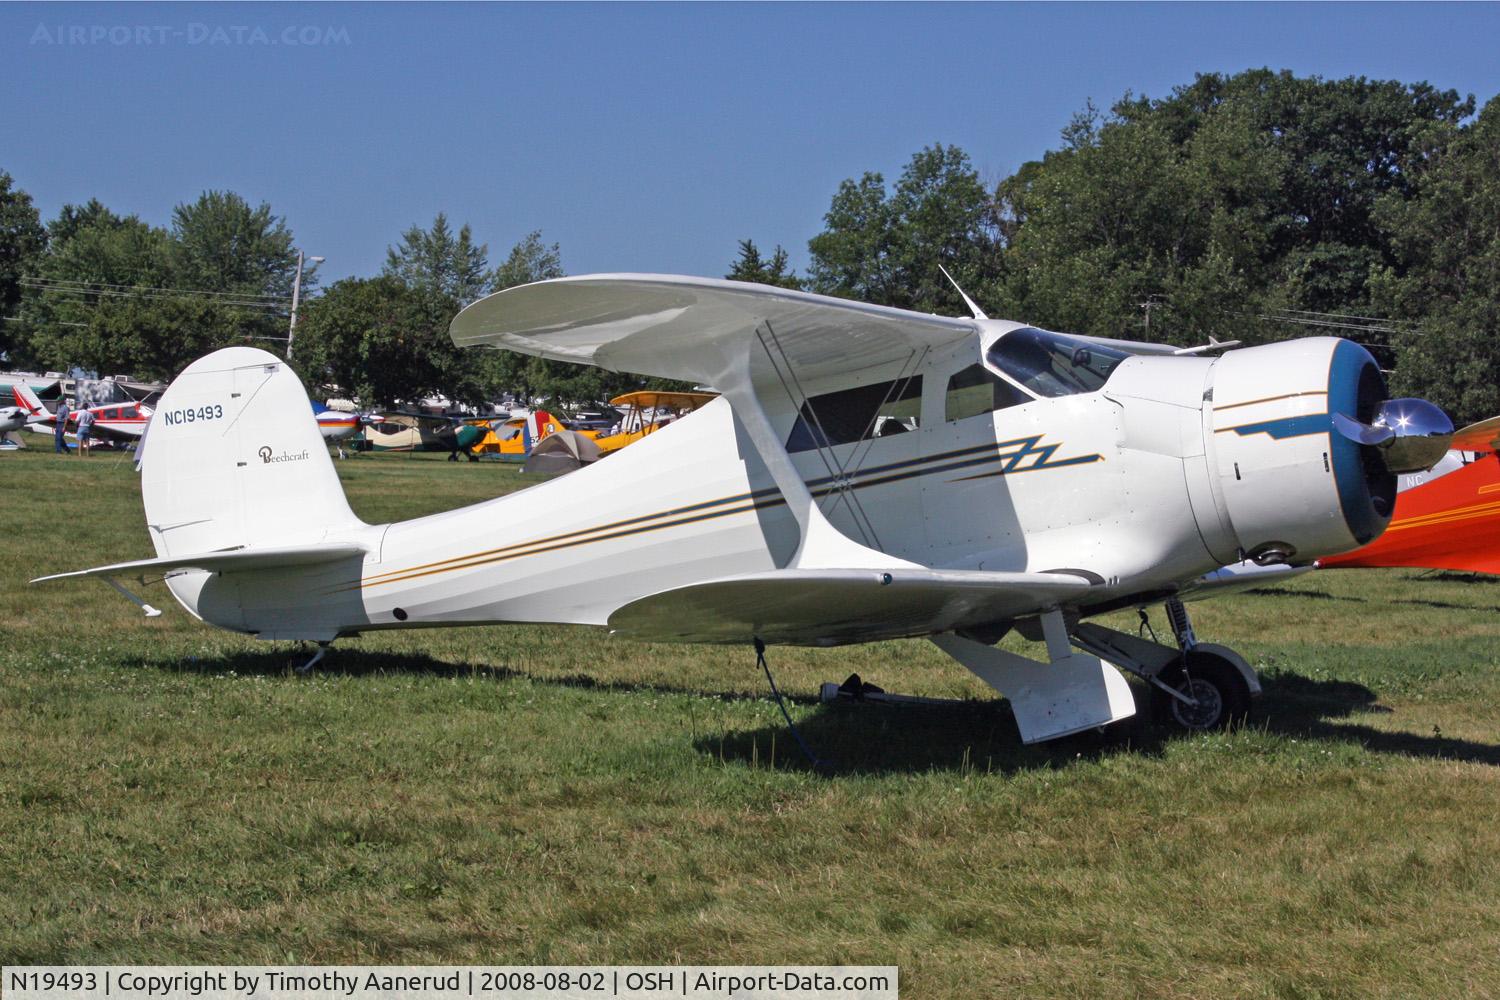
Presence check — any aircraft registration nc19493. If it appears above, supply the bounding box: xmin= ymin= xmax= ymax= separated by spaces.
xmin=34 ymin=274 xmax=1457 ymax=744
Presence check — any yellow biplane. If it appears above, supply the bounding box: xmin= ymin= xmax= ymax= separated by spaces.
xmin=467 ymin=411 xmax=565 ymax=461
xmin=591 ymin=390 xmax=718 ymax=456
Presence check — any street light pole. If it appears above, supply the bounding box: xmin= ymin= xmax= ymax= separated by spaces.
xmin=286 ymin=251 xmax=324 ymax=359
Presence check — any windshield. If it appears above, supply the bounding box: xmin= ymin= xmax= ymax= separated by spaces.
xmin=987 ymin=327 xmax=1132 ymax=397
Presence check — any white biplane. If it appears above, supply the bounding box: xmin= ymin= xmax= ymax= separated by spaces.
xmin=34 ymin=274 xmax=1455 ymax=744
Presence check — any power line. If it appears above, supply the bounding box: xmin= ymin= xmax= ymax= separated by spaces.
xmin=1271 ymin=307 xmax=1420 ymax=328
xmin=1258 ymin=313 xmax=1408 ymax=336
xmin=20 ymin=279 xmax=289 ymax=312
xmin=22 ymin=276 xmax=289 ymax=302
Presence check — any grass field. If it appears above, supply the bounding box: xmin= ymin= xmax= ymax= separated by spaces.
xmin=3 ymin=445 xmax=1500 ymax=998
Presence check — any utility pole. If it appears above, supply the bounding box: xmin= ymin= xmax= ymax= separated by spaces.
xmin=1140 ymin=296 xmax=1163 ymax=340
xmin=286 ymin=251 xmax=325 ymax=359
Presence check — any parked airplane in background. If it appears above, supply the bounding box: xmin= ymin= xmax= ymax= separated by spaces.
xmin=1319 ymin=417 xmax=1500 ymax=575
xmin=466 ymin=409 xmax=563 ymax=461
xmin=313 ymin=404 xmax=384 ymax=458
xmin=1 ymin=387 xmax=46 ymax=446
xmin=590 ymin=390 xmax=719 ymax=456
xmin=522 ymin=392 xmax=719 ymax=474
xmin=14 ymin=383 xmax=152 ymax=445
xmin=34 ymin=274 xmax=1457 ymax=745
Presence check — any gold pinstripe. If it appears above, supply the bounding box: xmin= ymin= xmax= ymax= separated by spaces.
xmin=1213 ymin=390 xmax=1328 ymax=413
xmin=1383 ymin=499 xmax=1500 ymax=532
xmin=346 ymin=436 xmax=1102 ymax=593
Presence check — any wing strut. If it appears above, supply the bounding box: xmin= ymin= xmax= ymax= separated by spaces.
xmin=713 ymin=336 xmax=921 ymax=571
xmin=755 ymin=321 xmax=925 ymax=552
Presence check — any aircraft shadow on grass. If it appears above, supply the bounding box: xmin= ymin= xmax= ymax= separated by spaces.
xmin=147 ymin=646 xmax=1500 ymax=776
xmin=1247 ymin=572 xmax=1500 ymax=613
xmin=697 ymin=670 xmax=1500 ymax=776
xmin=147 ymin=646 xmax=812 ymax=706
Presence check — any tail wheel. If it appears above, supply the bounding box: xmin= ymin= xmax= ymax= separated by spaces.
xmin=1151 ymin=650 xmax=1252 ymax=731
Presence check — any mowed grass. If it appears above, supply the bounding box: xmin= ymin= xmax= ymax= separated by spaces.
xmin=4 ymin=446 xmax=1500 ymax=998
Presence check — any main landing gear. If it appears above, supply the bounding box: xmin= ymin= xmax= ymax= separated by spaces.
xmin=883 ymin=598 xmax=1260 ymax=744
xmin=1071 ymin=597 xmax=1257 ymax=732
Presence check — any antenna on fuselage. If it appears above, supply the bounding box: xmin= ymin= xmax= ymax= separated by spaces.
xmin=938 ymin=265 xmax=988 ymax=320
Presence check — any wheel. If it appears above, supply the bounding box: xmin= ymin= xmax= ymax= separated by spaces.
xmin=1151 ymin=649 xmax=1252 ymax=731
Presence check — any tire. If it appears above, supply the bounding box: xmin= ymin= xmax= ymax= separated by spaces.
xmin=1151 ymin=650 xmax=1253 ymax=731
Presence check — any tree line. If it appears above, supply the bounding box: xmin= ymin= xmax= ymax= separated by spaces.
xmin=779 ymin=70 xmax=1498 ymax=424
xmin=2 ymin=68 xmax=1497 ymax=421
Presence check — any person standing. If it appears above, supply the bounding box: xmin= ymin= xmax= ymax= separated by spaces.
xmin=53 ymin=398 xmax=70 ymax=453
xmin=75 ymin=406 xmax=94 ymax=457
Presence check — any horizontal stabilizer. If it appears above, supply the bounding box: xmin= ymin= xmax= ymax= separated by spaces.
xmin=608 ymin=567 xmax=1095 ymax=646
xmin=31 ymin=543 xmax=367 ymax=584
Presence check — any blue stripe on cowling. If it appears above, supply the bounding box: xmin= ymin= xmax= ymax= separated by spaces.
xmin=1227 ymin=414 xmax=1330 ymax=439
xmin=1326 ymin=339 xmax=1386 ymax=544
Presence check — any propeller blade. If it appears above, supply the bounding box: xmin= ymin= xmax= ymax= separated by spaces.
xmin=1451 ymin=414 xmax=1500 ymax=454
xmin=1332 ymin=412 xmax=1394 ymax=446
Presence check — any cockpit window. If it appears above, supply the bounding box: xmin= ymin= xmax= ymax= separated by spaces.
xmin=987 ymin=327 xmax=1132 ymax=398
xmin=945 ymin=363 xmax=1027 ymax=422
xmin=786 ymin=376 xmax=922 ymax=453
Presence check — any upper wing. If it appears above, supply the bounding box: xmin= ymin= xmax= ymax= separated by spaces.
xmin=1452 ymin=415 xmax=1500 ymax=454
xmin=452 ymin=275 xmax=979 ymax=573
xmin=607 ymin=567 xmax=1095 ymax=645
xmin=449 ymin=273 xmax=976 ymax=384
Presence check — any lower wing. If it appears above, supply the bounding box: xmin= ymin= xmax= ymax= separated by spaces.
xmin=607 ymin=567 xmax=1096 ymax=645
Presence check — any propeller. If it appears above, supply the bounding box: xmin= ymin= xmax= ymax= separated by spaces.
xmin=1450 ymin=414 xmax=1500 ymax=455
xmin=1331 ymin=397 xmax=1453 ymax=475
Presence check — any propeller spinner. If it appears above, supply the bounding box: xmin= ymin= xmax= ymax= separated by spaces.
xmin=1332 ymin=398 xmax=1454 ymax=475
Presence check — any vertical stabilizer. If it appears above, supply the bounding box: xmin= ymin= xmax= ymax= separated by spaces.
xmin=142 ymin=347 xmax=364 ymax=559
xmin=11 ymin=381 xmax=49 ymax=419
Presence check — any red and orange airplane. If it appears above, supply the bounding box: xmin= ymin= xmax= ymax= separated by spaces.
xmin=1320 ymin=417 xmax=1500 ymax=574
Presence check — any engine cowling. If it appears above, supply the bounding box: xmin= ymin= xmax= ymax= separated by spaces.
xmin=1194 ymin=337 xmax=1447 ymax=565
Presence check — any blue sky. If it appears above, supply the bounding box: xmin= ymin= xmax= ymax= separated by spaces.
xmin=4 ymin=2 xmax=1499 ymax=285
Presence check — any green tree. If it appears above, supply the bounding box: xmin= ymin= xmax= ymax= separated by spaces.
xmin=808 ymin=144 xmax=999 ymax=314
xmin=0 ymin=171 xmax=46 ymax=358
xmin=48 ymin=198 xmax=126 ymax=246
xmin=15 ymin=194 xmax=299 ymax=380
xmin=1375 ymin=96 xmax=1500 ymax=424
xmin=171 ymin=190 xmax=299 ymax=300
xmin=996 ymin=103 xmax=1283 ymax=343
xmin=291 ymin=276 xmax=471 ymax=407
xmin=491 ymin=230 xmax=561 ymax=292
xmin=16 ymin=209 xmax=180 ymax=376
xmin=993 ymin=70 xmax=1473 ymax=347
xmin=726 ymin=239 xmax=802 ymax=289
xmin=14 ymin=189 xmax=305 ymax=379
xmin=385 ymin=212 xmax=491 ymax=303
